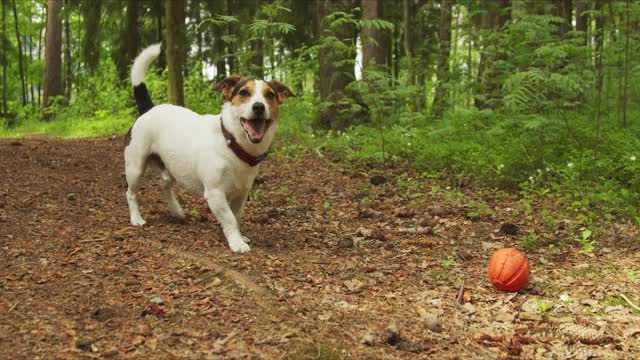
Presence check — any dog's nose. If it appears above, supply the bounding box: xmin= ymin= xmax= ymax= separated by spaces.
xmin=252 ymin=102 xmax=265 ymax=115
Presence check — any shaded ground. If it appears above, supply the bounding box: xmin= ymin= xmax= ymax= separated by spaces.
xmin=0 ymin=137 xmax=639 ymax=359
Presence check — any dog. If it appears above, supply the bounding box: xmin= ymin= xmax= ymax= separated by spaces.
xmin=124 ymin=44 xmax=293 ymax=253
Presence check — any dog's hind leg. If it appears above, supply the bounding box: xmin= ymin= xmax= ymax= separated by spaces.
xmin=160 ymin=170 xmax=185 ymax=220
xmin=124 ymin=148 xmax=147 ymax=226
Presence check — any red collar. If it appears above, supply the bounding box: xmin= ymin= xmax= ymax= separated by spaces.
xmin=220 ymin=119 xmax=269 ymax=167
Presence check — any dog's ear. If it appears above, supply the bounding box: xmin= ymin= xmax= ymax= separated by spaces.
xmin=214 ymin=76 xmax=244 ymax=101
xmin=268 ymin=80 xmax=295 ymax=104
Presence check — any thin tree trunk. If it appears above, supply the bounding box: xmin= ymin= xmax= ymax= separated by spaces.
xmin=575 ymin=0 xmax=588 ymax=44
xmin=205 ymin=0 xmax=226 ymax=82
xmin=475 ymin=0 xmax=511 ymax=110
xmin=450 ymin=4 xmax=460 ymax=110
xmin=466 ymin=32 xmax=472 ymax=109
xmin=593 ymin=2 xmax=604 ymax=159
xmin=225 ymin=0 xmax=237 ymax=74
xmin=361 ymin=0 xmax=386 ymax=67
xmin=28 ymin=12 xmax=35 ymax=107
xmin=403 ymin=0 xmax=413 ymax=86
xmin=41 ymin=0 xmax=63 ymax=119
xmin=64 ymin=3 xmax=71 ymax=101
xmin=12 ymin=0 xmax=26 ymax=105
xmin=82 ymin=0 xmax=102 ymax=76
xmin=1 ymin=0 xmax=7 ymax=114
xmin=165 ymin=0 xmax=185 ymax=106
xmin=37 ymin=23 xmax=43 ymax=108
xmin=126 ymin=0 xmax=139 ymax=65
xmin=315 ymin=0 xmax=358 ymax=130
xmin=153 ymin=0 xmax=165 ymax=72
xmin=621 ymin=0 xmax=630 ymax=127
xmin=249 ymin=38 xmax=263 ymax=78
xmin=432 ymin=0 xmax=453 ymax=118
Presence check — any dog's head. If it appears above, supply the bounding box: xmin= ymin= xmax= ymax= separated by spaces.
xmin=215 ymin=76 xmax=294 ymax=145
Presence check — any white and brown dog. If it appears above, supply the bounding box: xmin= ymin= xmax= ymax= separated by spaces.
xmin=124 ymin=44 xmax=293 ymax=253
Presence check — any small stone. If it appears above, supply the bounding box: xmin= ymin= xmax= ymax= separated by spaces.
xmin=422 ymin=313 xmax=442 ymax=332
xmin=455 ymin=250 xmax=473 ymax=261
xmin=361 ymin=333 xmax=375 ymax=346
xmin=500 ymin=223 xmax=518 ymax=235
xmin=382 ymin=322 xmax=401 ymax=345
xmin=75 ymin=337 xmax=93 ymax=351
xmin=356 ymin=227 xmax=372 ymax=237
xmin=370 ymin=175 xmax=387 ymax=186
xmin=67 ymin=193 xmax=77 ymax=201
xmin=149 ymin=296 xmax=164 ymax=305
xmin=429 ymin=206 xmax=447 ymax=217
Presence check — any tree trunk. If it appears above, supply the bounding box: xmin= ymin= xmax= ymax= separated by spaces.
xmin=28 ymin=12 xmax=35 ymax=106
xmin=432 ymin=0 xmax=453 ymax=118
xmin=11 ymin=0 xmax=25 ymax=105
xmin=41 ymin=0 xmax=63 ymax=119
xmin=225 ymin=0 xmax=237 ymax=74
xmin=315 ymin=0 xmax=358 ymax=130
xmin=560 ymin=0 xmax=572 ymax=38
xmin=361 ymin=0 xmax=387 ymax=67
xmin=575 ymin=0 xmax=588 ymax=43
xmin=153 ymin=0 xmax=165 ymax=72
xmin=621 ymin=0 xmax=630 ymax=127
xmin=63 ymin=2 xmax=71 ymax=101
xmin=37 ymin=23 xmax=43 ymax=108
xmin=249 ymin=38 xmax=263 ymax=78
xmin=82 ymin=0 xmax=102 ymax=76
xmin=165 ymin=0 xmax=185 ymax=106
xmin=594 ymin=0 xmax=604 ymax=95
xmin=474 ymin=0 xmax=511 ymax=110
xmin=126 ymin=0 xmax=139 ymax=65
xmin=593 ymin=1 xmax=604 ymax=159
xmin=403 ymin=0 xmax=413 ymax=86
xmin=1 ymin=0 xmax=7 ymax=114
xmin=205 ymin=0 xmax=226 ymax=82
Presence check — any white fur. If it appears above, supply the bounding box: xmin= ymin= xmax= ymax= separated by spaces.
xmin=125 ymin=45 xmax=279 ymax=254
xmin=131 ymin=43 xmax=161 ymax=86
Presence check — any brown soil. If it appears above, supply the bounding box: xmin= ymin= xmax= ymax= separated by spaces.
xmin=0 ymin=137 xmax=639 ymax=359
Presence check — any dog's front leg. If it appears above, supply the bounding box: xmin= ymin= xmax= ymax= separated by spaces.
xmin=204 ymin=189 xmax=250 ymax=253
xmin=230 ymin=192 xmax=250 ymax=243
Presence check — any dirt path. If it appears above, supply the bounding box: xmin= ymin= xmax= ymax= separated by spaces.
xmin=0 ymin=137 xmax=639 ymax=359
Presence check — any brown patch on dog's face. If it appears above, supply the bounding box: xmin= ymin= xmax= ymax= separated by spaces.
xmin=230 ymin=80 xmax=256 ymax=107
xmin=262 ymin=83 xmax=280 ymax=120
xmin=214 ymin=75 xmax=245 ymax=102
xmin=268 ymin=81 xmax=295 ymax=104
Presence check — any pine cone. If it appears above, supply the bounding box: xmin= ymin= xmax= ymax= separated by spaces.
xmin=557 ymin=323 xmax=609 ymax=345
xmin=565 ymin=344 xmax=597 ymax=360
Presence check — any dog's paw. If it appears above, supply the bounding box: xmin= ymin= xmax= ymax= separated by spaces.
xmin=169 ymin=207 xmax=186 ymax=220
xmin=130 ymin=215 xmax=146 ymax=226
xmin=241 ymin=236 xmax=251 ymax=244
xmin=228 ymin=238 xmax=251 ymax=253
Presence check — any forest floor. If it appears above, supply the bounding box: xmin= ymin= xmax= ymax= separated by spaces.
xmin=1 ymin=136 xmax=639 ymax=359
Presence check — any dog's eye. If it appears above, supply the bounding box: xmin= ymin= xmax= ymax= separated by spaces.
xmin=265 ymin=91 xmax=276 ymax=99
xmin=239 ymin=89 xmax=250 ymax=97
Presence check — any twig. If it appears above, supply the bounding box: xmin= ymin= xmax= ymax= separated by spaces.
xmin=79 ymin=237 xmax=107 ymax=243
xmin=192 ymin=270 xmax=224 ymax=286
xmin=456 ymin=275 xmax=466 ymax=307
xmin=620 ymin=293 xmax=640 ymax=312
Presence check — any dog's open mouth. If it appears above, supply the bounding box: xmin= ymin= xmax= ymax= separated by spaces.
xmin=240 ymin=117 xmax=271 ymax=144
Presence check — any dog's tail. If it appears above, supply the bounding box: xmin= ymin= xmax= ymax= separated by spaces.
xmin=131 ymin=43 xmax=161 ymax=116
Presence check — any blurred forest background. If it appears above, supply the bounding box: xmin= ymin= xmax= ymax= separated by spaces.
xmin=1 ymin=0 xmax=639 ymax=220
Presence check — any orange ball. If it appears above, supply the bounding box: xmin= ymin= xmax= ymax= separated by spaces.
xmin=488 ymin=248 xmax=530 ymax=292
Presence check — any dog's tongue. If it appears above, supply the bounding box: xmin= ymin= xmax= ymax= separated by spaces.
xmin=243 ymin=118 xmax=266 ymax=142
